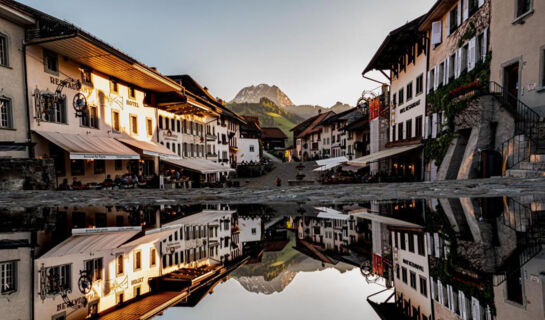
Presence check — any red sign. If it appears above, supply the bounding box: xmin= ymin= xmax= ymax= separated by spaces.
xmin=369 ymin=97 xmax=382 ymax=121
xmin=372 ymin=253 xmax=383 ymax=276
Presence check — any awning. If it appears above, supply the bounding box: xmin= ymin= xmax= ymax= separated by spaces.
xmin=347 ymin=144 xmax=422 ymax=167
xmin=341 ymin=165 xmax=363 ymax=172
xmin=117 ymin=138 xmax=179 ymax=159
xmin=34 ymin=131 xmax=140 ymax=160
xmin=313 ymin=163 xmax=340 ymax=172
xmin=349 ymin=209 xmax=423 ymax=228
xmin=162 ymin=158 xmax=235 ymax=174
xmin=316 ymin=156 xmax=348 ymax=166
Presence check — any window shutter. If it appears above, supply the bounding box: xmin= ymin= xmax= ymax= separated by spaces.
xmin=482 ymin=27 xmax=488 ymax=60
xmin=478 ymin=0 xmax=484 ymax=7
xmin=426 ymin=70 xmax=432 ymax=94
xmin=446 ymin=12 xmax=451 ymax=36
xmin=432 ymin=113 xmax=438 ymax=138
xmin=438 ymin=280 xmax=444 ymax=304
xmin=445 ymin=58 xmax=450 ymax=84
xmin=434 ymin=232 xmax=440 ymax=256
xmin=472 ymin=297 xmax=480 ymax=320
xmin=457 ymin=1 xmax=462 ymax=26
xmin=468 ymin=37 xmax=476 ymax=71
xmin=460 ymin=291 xmax=467 ymax=320
xmin=434 ymin=65 xmax=440 ymax=90
xmin=431 ymin=21 xmax=442 ymax=45
xmin=456 ymin=48 xmax=463 ymax=78
xmin=463 ymin=0 xmax=469 ymax=21
xmin=447 ymin=285 xmax=454 ymax=311
xmin=430 ymin=276 xmax=436 ymax=300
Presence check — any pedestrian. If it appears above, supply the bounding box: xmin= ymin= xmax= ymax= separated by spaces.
xmin=275 ymin=176 xmax=282 ymax=187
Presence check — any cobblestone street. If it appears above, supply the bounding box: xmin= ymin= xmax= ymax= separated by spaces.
xmin=2 ymin=177 xmax=545 ymax=208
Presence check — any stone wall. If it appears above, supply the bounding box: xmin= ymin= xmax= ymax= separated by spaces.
xmin=0 ymin=158 xmax=56 ymax=190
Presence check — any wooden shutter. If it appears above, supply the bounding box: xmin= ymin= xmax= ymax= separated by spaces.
xmin=482 ymin=27 xmax=488 ymax=60
xmin=468 ymin=37 xmax=476 ymax=71
xmin=445 ymin=58 xmax=450 ymax=84
xmin=427 ymin=70 xmax=432 ymax=94
xmin=457 ymin=1 xmax=462 ymax=26
xmin=431 ymin=21 xmax=442 ymax=46
xmin=446 ymin=11 xmax=451 ymax=36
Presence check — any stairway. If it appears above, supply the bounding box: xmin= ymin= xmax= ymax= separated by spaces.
xmin=489 ymin=81 xmax=545 ymax=176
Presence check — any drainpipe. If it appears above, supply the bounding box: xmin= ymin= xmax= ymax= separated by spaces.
xmin=22 ymin=43 xmax=34 ymax=158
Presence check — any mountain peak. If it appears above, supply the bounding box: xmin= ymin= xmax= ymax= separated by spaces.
xmin=231 ymin=84 xmax=294 ymax=107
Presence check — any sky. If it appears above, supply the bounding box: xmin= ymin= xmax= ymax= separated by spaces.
xmin=18 ymin=0 xmax=435 ymax=107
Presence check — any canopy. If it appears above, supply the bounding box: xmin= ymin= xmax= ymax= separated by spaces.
xmin=34 ymin=131 xmax=140 ymax=160
xmin=117 ymin=137 xmax=179 ymax=159
xmin=313 ymin=163 xmax=341 ymax=172
xmin=350 ymin=209 xmax=423 ymax=228
xmin=162 ymin=158 xmax=235 ymax=174
xmin=316 ymin=156 xmax=348 ymax=167
xmin=347 ymin=144 xmax=422 ymax=167
xmin=315 ymin=207 xmax=349 ymax=220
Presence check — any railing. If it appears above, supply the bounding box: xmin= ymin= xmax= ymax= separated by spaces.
xmin=489 ymin=81 xmax=542 ymax=171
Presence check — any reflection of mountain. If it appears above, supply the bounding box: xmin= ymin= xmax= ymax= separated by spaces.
xmin=231 ymin=232 xmax=353 ymax=294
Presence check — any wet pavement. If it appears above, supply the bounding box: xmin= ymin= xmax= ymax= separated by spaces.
xmin=2 ymin=177 xmax=545 ymax=207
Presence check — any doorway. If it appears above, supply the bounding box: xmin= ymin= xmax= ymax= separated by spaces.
xmin=503 ymin=62 xmax=520 ymax=106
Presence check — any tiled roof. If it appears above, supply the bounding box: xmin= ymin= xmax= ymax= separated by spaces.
xmin=261 ymin=127 xmax=287 ymax=139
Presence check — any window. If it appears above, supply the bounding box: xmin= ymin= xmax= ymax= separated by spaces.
xmin=249 ymin=145 xmax=255 ymax=152
xmin=398 ymin=88 xmax=404 ymax=105
xmin=448 ymin=54 xmax=456 ymax=79
xmin=468 ymin=0 xmax=478 ymax=17
xmin=398 ymin=123 xmax=404 ymax=141
xmin=85 ymin=258 xmax=103 ymax=282
xmin=111 ymin=81 xmax=118 ymax=93
xmin=461 ymin=44 xmax=468 ymax=73
xmin=418 ymin=276 xmax=427 ymax=297
xmin=449 ymin=6 xmax=458 ymax=34
xmin=146 ymin=118 xmax=153 ymax=136
xmin=401 ymin=267 xmax=408 ymax=283
xmin=417 ymin=233 xmax=425 ymax=255
xmin=0 ymin=33 xmax=8 ymax=67
xmin=44 ymin=265 xmax=71 ymax=294
xmin=416 ymin=74 xmax=423 ymax=95
xmin=400 ymin=232 xmax=406 ymax=250
xmin=116 ymin=255 xmax=124 ymax=275
xmin=94 ymin=160 xmax=105 ymax=174
xmin=415 ymin=116 xmax=423 ymax=138
xmin=177 ymin=120 xmax=181 ymax=133
xmin=410 ymin=271 xmax=417 ymax=289
xmin=0 ymin=97 xmax=12 ymax=129
xmin=396 ymin=264 xmax=400 ymax=279
xmin=115 ymin=159 xmax=123 ymax=171
xmin=438 ymin=62 xmax=445 ymax=87
xmin=541 ymin=47 xmax=545 ymax=87
xmin=81 ymin=68 xmax=92 ymax=86
xmin=516 ymin=0 xmax=532 ymax=18
xmin=406 ymin=119 xmax=413 ymax=139
xmin=112 ymin=110 xmax=120 ymax=132
xmin=159 ymin=116 xmax=163 ymax=130
xmin=70 ymin=160 xmax=85 ymax=176
xmin=171 ymin=118 xmax=175 ymax=131
xmin=1 ymin=261 xmax=16 ymax=294
xmin=392 ymin=125 xmax=396 ymax=142
xmin=134 ymin=251 xmax=142 ymax=271
xmin=81 ymin=106 xmax=99 ymax=129
xmin=406 ymin=82 xmax=413 ymax=101
xmin=43 ymin=49 xmax=58 ymax=75
xmin=128 ymin=87 xmax=136 ymax=99
xmin=39 ymin=94 xmax=66 ymax=124
xmin=130 ymin=115 xmax=138 ymax=135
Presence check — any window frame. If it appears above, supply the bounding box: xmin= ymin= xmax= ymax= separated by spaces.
xmin=540 ymin=45 xmax=545 ymax=90
xmin=43 ymin=48 xmax=59 ymax=76
xmin=0 ymin=32 xmax=9 ymax=67
xmin=130 ymin=114 xmax=138 ymax=135
xmin=93 ymin=159 xmax=105 ymax=174
xmin=128 ymin=87 xmax=136 ymax=99
xmin=0 ymin=96 xmax=13 ymax=129
xmin=416 ymin=74 xmax=424 ymax=96
xmin=406 ymin=82 xmax=413 ymax=101
xmin=134 ymin=250 xmax=142 ymax=271
xmin=514 ymin=0 xmax=533 ymax=20
xmin=146 ymin=117 xmax=153 ymax=136
xmin=111 ymin=110 xmax=120 ymax=132
xmin=70 ymin=159 xmax=85 ymax=176
xmin=116 ymin=254 xmax=124 ymax=276
xmin=1 ymin=260 xmax=17 ymax=294
xmin=80 ymin=68 xmax=93 ymax=87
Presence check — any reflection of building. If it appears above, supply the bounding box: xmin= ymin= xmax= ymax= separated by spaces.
xmin=391 ymin=226 xmax=431 ymax=320
xmin=0 ymin=232 xmax=33 ymax=320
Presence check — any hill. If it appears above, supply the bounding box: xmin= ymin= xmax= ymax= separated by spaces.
xmin=227 ymin=98 xmax=303 ymax=144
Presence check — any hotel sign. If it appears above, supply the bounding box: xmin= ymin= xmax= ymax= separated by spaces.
xmin=399 ymin=100 xmax=420 ymax=114
xmin=402 ymin=258 xmax=424 ymax=271
xmin=126 ymin=99 xmax=140 ymax=107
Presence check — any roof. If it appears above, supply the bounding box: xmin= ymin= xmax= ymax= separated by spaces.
xmin=34 ymin=131 xmax=140 ymax=160
xmin=241 ymin=115 xmax=262 ymax=133
xmin=296 ymin=111 xmax=335 ymax=138
xmin=121 ymin=229 xmax=175 ymax=248
xmin=362 ymin=15 xmax=427 ymax=75
xmin=321 ymin=108 xmax=359 ymax=125
xmin=41 ymin=227 xmax=141 ymax=258
xmin=117 ymin=137 xmax=179 ymax=159
xmin=290 ymin=112 xmax=324 ymax=132
xmin=164 ymin=210 xmax=236 ymax=226
xmin=343 ymin=117 xmax=369 ymax=131
xmin=419 ymin=0 xmax=458 ymax=31
xmin=261 ymin=127 xmax=287 ymax=139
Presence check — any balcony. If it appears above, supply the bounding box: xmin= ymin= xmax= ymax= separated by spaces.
xmin=206 ymin=134 xmax=216 ymax=142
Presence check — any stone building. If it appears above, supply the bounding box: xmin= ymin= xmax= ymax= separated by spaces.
xmin=0 ymin=2 xmax=34 ymax=158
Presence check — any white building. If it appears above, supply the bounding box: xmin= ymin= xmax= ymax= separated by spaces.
xmin=239 ymin=216 xmax=262 ymax=244
xmin=238 ymin=138 xmax=260 ymax=163
xmin=391 ymin=228 xmax=432 ymax=320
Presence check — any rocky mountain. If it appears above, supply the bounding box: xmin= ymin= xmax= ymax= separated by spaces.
xmin=284 ymin=102 xmax=352 ymax=120
xmin=231 ymin=84 xmax=294 ymax=107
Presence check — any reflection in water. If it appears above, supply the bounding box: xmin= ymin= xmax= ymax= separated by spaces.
xmin=0 ymin=197 xmax=543 ymax=320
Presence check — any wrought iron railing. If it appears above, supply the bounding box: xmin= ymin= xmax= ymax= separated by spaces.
xmin=488 ymin=81 xmax=542 ymax=171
